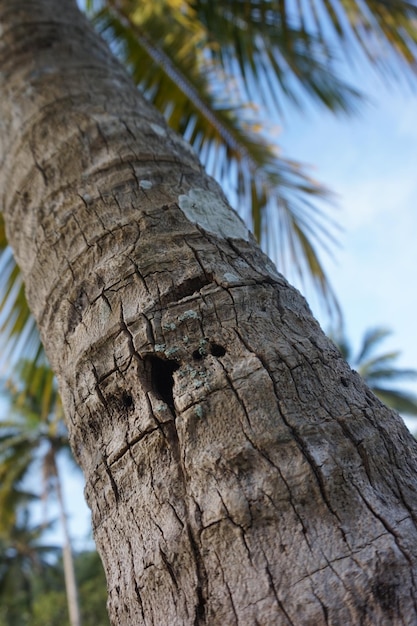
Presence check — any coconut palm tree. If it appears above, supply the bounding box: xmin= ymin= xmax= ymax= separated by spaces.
xmin=333 ymin=326 xmax=417 ymax=416
xmin=3 ymin=0 xmax=417 ymax=376
xmin=0 ymin=488 xmax=109 ymax=626
xmin=0 ymin=504 xmax=60 ymax=626
xmin=0 ymin=364 xmax=82 ymax=626
xmin=2 ymin=1 xmax=417 ymax=623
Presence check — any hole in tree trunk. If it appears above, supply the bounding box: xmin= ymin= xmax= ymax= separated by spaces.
xmin=210 ymin=343 xmax=226 ymax=357
xmin=147 ymin=356 xmax=179 ymax=408
xmin=121 ymin=391 xmax=134 ymax=409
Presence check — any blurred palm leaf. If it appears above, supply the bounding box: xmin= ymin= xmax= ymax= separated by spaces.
xmin=0 ymin=362 xmax=69 ymax=536
xmin=0 ymin=507 xmax=60 ymax=623
xmin=332 ymin=326 xmax=417 ymax=416
xmin=0 ymin=217 xmax=42 ymax=374
xmin=0 ymin=362 xmax=83 ymax=626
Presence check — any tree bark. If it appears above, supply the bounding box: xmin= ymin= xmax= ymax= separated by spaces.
xmin=1 ymin=1 xmax=417 ymax=624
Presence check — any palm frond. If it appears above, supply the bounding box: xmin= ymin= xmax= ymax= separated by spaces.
xmin=0 ymin=217 xmax=42 ymax=371
xmin=320 ymin=0 xmax=417 ymax=75
xmin=362 ymin=365 xmax=417 ymax=382
xmin=11 ymin=360 xmax=61 ymax=424
xmin=196 ymin=0 xmax=417 ymax=94
xmin=354 ymin=326 xmax=391 ymax=363
xmin=372 ymin=386 xmax=417 ymax=416
xmin=0 ymin=361 xmax=70 ymax=538
xmin=192 ymin=0 xmax=362 ymax=114
xmin=331 ymin=325 xmax=417 ymax=417
xmin=0 ymin=488 xmax=37 ymax=537
xmin=0 ymin=446 xmax=36 ymax=529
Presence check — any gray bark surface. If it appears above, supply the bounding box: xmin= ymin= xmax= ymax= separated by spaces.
xmin=1 ymin=1 xmax=417 ymax=624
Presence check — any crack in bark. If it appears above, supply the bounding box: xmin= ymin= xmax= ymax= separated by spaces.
xmin=312 ymin=590 xmax=329 ymax=625
xmin=234 ymin=327 xmax=350 ymax=545
xmin=264 ymin=561 xmax=295 ymax=626
xmin=159 ymin=547 xmax=179 ymax=590
xmin=224 ymin=579 xmax=239 ymax=625
xmin=160 ymin=419 xmax=208 ymax=624
xmin=100 ymin=451 xmax=120 ymax=504
xmin=353 ymin=482 xmax=416 ymax=567
xmin=107 ymin=426 xmax=162 ymax=466
xmin=161 ymin=275 xmax=213 ymax=308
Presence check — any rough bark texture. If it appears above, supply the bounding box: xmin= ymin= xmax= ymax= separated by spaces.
xmin=1 ymin=1 xmax=417 ymax=624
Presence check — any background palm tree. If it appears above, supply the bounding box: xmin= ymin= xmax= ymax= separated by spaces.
xmin=0 ymin=506 xmax=60 ymax=626
xmin=332 ymin=326 xmax=417 ymax=417
xmin=0 ymin=364 xmax=82 ymax=626
xmin=28 ymin=550 xmax=110 ymax=626
xmin=0 ymin=502 xmax=109 ymax=626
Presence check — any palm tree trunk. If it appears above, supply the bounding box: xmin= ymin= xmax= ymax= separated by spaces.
xmin=1 ymin=1 xmax=417 ymax=624
xmin=52 ymin=455 xmax=82 ymax=626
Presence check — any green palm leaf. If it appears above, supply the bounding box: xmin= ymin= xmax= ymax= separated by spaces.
xmin=0 ymin=488 xmax=37 ymax=537
xmin=372 ymin=387 xmax=417 ymax=416
xmin=0 ymin=362 xmax=69 ymax=536
xmin=0 ymin=217 xmax=41 ymax=370
xmin=0 ymin=508 xmax=59 ymax=621
xmin=356 ymin=327 xmax=392 ymax=363
xmin=365 ymin=366 xmax=417 ymax=381
xmin=331 ymin=326 xmax=417 ymax=417
xmin=192 ymin=0 xmax=362 ymax=113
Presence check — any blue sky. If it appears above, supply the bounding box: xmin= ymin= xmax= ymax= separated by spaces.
xmin=279 ymin=78 xmax=417 ymax=430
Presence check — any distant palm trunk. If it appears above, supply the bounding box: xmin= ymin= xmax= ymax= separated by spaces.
xmin=2 ymin=1 xmax=417 ymax=625
xmin=52 ymin=455 xmax=82 ymax=626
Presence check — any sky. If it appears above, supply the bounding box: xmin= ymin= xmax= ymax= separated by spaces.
xmin=279 ymin=77 xmax=417 ymax=433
